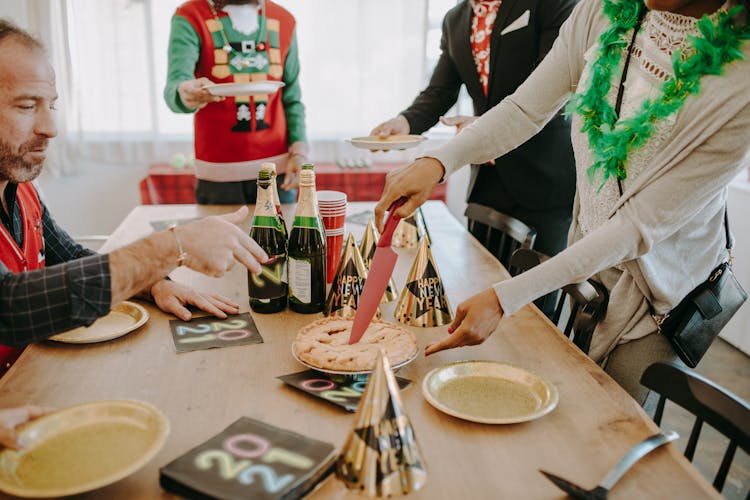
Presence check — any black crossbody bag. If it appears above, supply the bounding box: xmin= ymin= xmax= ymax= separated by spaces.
xmin=651 ymin=210 xmax=746 ymax=368
xmin=613 ymin=18 xmax=747 ymax=367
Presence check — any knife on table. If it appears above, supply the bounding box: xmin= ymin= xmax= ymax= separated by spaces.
xmin=348 ymin=198 xmax=407 ymax=344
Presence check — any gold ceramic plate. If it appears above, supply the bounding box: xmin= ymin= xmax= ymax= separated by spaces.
xmin=203 ymin=81 xmax=285 ymax=96
xmin=348 ymin=134 xmax=426 ymax=150
xmin=422 ymin=360 xmax=559 ymax=424
xmin=0 ymin=400 xmax=169 ymax=498
xmin=49 ymin=301 xmax=149 ymax=344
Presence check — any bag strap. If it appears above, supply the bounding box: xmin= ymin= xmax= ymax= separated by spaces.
xmin=611 ymin=13 xmax=732 ymax=255
xmin=615 ymin=13 xmax=644 ymax=198
xmin=610 ymin=13 xmax=734 ymax=321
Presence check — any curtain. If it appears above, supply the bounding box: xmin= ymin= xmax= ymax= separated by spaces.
xmin=24 ymin=0 xmax=81 ymax=176
xmin=20 ymin=0 xmax=438 ymax=171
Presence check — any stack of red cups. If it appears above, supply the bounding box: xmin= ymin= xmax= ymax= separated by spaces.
xmin=317 ymin=190 xmax=348 ymax=284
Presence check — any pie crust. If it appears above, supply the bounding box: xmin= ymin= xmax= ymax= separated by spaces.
xmin=293 ymin=317 xmax=418 ymax=372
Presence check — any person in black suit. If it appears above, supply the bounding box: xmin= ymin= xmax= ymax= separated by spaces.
xmin=372 ymin=0 xmax=577 ymax=260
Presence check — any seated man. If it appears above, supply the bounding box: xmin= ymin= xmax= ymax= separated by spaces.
xmin=0 ymin=19 xmax=268 ymax=376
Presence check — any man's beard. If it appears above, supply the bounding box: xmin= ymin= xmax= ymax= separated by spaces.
xmin=0 ymin=137 xmax=46 ymax=184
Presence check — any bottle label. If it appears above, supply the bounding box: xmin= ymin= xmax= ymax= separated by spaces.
xmin=288 ymin=257 xmax=312 ymax=303
xmin=252 ymin=215 xmax=283 ymax=230
xmin=292 ymin=216 xmax=320 ymax=230
xmin=249 ymin=255 xmax=287 ymax=300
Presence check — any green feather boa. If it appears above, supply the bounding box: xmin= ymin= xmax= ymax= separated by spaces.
xmin=567 ymin=0 xmax=750 ymax=187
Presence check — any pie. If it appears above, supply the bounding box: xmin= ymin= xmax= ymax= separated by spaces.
xmin=293 ymin=317 xmax=418 ymax=372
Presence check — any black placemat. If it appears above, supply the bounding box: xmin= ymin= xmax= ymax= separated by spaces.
xmin=160 ymin=417 xmax=337 ymax=500
xmin=169 ymin=313 xmax=262 ymax=353
xmin=278 ymin=370 xmax=411 ymax=412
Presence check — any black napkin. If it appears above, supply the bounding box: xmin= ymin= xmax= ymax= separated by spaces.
xmin=160 ymin=417 xmax=337 ymax=500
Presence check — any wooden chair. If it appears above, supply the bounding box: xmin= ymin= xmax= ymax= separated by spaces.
xmin=509 ymin=248 xmax=608 ymax=353
xmin=640 ymin=362 xmax=750 ymax=496
xmin=464 ymin=203 xmax=536 ymax=269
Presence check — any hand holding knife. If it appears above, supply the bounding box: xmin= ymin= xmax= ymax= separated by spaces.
xmin=348 ymin=198 xmax=407 ymax=344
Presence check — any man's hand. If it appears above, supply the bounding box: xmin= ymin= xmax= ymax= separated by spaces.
xmin=0 ymin=406 xmax=55 ymax=449
xmin=177 ymin=207 xmax=268 ymax=277
xmin=178 ymin=77 xmax=224 ymax=110
xmin=369 ymin=115 xmax=411 ymax=152
xmin=150 ymin=280 xmax=240 ymax=321
xmin=424 ymin=288 xmax=504 ymax=356
xmin=370 ymin=115 xmax=410 ymax=137
xmin=439 ymin=115 xmax=478 ymax=134
xmin=373 ymin=158 xmax=445 ymax=232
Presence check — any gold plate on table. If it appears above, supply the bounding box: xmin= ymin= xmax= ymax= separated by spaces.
xmin=49 ymin=301 xmax=149 ymax=344
xmin=0 ymin=400 xmax=169 ymax=498
xmin=422 ymin=360 xmax=558 ymax=424
xmin=348 ymin=134 xmax=426 ymax=151
xmin=203 ymin=81 xmax=285 ymax=96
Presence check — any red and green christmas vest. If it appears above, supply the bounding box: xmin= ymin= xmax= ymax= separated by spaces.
xmin=176 ymin=0 xmax=295 ymax=163
xmin=0 ymin=183 xmax=45 ymax=375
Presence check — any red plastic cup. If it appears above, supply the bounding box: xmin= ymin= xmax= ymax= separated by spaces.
xmin=325 ymin=230 xmax=345 ymax=283
xmin=321 ymin=212 xmax=346 ymax=231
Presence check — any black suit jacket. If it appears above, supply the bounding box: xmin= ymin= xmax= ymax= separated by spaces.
xmin=401 ymin=0 xmax=577 ymax=213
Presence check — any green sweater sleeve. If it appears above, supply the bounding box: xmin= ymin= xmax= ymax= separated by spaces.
xmin=281 ymin=30 xmax=307 ymax=144
xmin=164 ymin=15 xmax=201 ymax=114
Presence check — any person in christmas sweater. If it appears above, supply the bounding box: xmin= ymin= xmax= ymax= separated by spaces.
xmin=165 ymin=0 xmax=308 ymax=204
xmin=0 ymin=20 xmax=269 ymax=377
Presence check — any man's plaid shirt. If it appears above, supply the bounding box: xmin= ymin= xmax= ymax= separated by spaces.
xmin=0 ymin=183 xmax=111 ymax=346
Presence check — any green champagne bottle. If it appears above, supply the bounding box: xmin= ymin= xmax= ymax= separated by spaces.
xmin=248 ymin=168 xmax=288 ymax=313
xmin=300 ymin=163 xmax=325 ymax=241
xmin=267 ymin=162 xmax=287 ymax=239
xmin=288 ymin=167 xmax=326 ymax=313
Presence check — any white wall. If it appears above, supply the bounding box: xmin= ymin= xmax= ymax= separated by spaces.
xmin=722 ymin=179 xmax=750 ymax=355
xmin=36 ymin=162 xmax=145 ymax=237
xmin=0 ymin=1 xmax=27 ymax=26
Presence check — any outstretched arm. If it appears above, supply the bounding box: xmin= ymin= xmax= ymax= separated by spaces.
xmin=0 ymin=207 xmax=267 ymax=345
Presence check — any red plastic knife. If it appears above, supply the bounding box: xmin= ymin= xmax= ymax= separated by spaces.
xmin=349 ymin=198 xmax=407 ymax=344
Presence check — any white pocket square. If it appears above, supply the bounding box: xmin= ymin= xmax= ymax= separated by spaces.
xmin=500 ymin=10 xmax=530 ymax=35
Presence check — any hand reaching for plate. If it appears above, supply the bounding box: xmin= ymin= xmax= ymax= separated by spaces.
xmin=439 ymin=115 xmax=478 ymax=134
xmin=178 ymin=77 xmax=224 ymax=110
xmin=368 ymin=115 xmax=410 ymax=151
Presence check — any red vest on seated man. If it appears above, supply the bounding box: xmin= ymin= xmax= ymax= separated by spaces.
xmin=0 ymin=183 xmax=45 ymax=376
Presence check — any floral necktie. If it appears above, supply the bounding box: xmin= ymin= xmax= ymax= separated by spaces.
xmin=470 ymin=0 xmax=502 ymax=96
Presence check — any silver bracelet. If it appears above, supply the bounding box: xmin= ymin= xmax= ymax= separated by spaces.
xmin=168 ymin=224 xmax=188 ymax=267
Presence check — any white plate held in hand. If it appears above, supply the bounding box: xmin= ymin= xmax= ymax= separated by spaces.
xmin=348 ymin=134 xmax=426 ymax=151
xmin=203 ymin=81 xmax=285 ymax=97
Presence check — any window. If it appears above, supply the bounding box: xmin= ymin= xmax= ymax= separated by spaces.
xmin=62 ymin=0 xmax=462 ymax=144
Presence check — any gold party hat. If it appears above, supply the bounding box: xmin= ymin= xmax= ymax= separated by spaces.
xmin=325 ymin=233 xmax=380 ymax=320
xmin=336 ymin=350 xmax=426 ymax=496
xmin=392 ymin=208 xmax=429 ymax=248
xmin=360 ymin=219 xmax=398 ymax=303
xmin=395 ymin=237 xmax=453 ymax=327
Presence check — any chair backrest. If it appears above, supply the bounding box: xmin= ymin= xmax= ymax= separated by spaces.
xmin=508 ymin=248 xmax=607 ymax=353
xmin=464 ymin=203 xmax=536 ymax=268
xmin=640 ymin=361 xmax=750 ymax=495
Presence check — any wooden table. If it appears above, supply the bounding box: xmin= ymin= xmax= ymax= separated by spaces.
xmin=0 ymin=201 xmax=717 ymax=499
